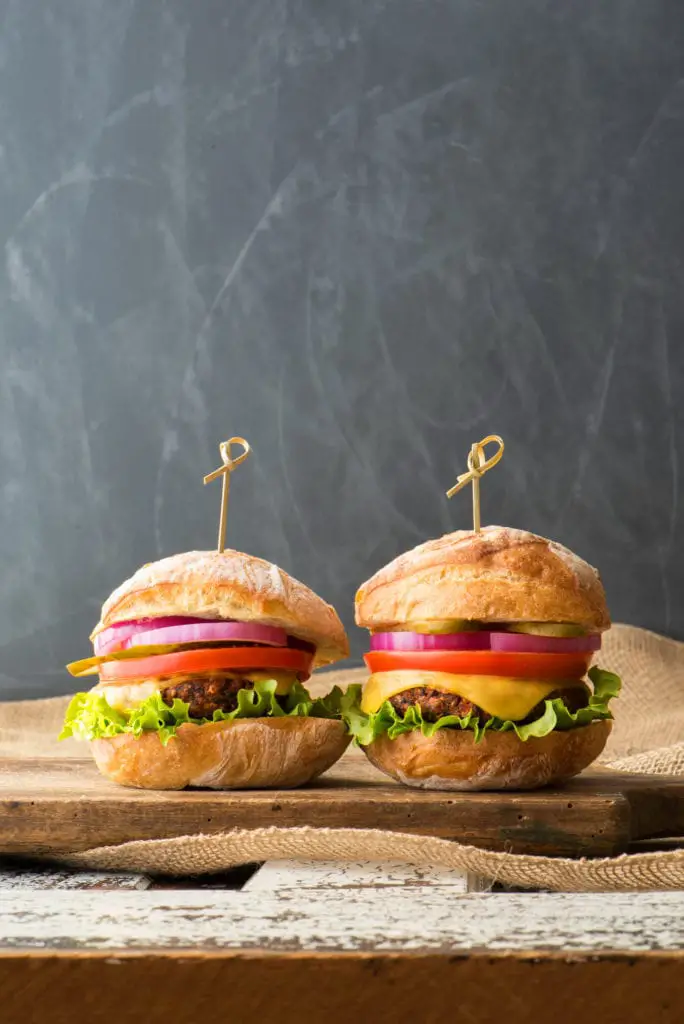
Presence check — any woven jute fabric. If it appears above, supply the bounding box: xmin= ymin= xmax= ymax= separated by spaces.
xmin=63 ymin=825 xmax=684 ymax=892
xmin=2 ymin=623 xmax=684 ymax=889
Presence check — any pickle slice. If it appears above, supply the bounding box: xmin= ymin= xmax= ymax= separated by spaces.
xmin=405 ymin=619 xmax=484 ymax=634
xmin=504 ymin=622 xmax=587 ymax=638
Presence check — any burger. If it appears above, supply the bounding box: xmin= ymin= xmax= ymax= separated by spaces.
xmin=60 ymin=550 xmax=355 ymax=789
xmin=351 ymin=526 xmax=621 ymax=790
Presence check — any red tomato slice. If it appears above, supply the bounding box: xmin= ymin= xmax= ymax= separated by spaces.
xmin=363 ymin=649 xmax=591 ymax=680
xmin=99 ymin=647 xmax=314 ymax=682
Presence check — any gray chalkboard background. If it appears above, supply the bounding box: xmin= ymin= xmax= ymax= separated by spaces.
xmin=1 ymin=2 xmax=683 ymax=699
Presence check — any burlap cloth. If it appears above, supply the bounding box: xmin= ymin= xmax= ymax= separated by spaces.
xmin=2 ymin=624 xmax=684 ymax=890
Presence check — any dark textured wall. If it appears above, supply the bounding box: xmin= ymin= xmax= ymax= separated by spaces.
xmin=1 ymin=2 xmax=683 ymax=698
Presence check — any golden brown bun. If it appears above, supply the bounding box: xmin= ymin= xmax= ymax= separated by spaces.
xmin=363 ymin=720 xmax=611 ymax=791
xmin=90 ymin=717 xmax=350 ymax=790
xmin=92 ymin=550 xmax=349 ymax=668
xmin=355 ymin=526 xmax=610 ymax=632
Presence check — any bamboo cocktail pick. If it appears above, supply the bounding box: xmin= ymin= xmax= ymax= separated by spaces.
xmin=446 ymin=435 xmax=504 ymax=534
xmin=203 ymin=437 xmax=252 ymax=553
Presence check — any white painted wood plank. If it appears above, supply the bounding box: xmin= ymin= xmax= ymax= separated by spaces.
xmin=0 ymin=871 xmax=152 ymax=891
xmin=0 ymin=891 xmax=682 ymax=953
xmin=243 ymin=859 xmax=469 ymax=891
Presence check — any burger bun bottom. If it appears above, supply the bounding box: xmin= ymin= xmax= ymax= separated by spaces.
xmin=363 ymin=720 xmax=611 ymax=791
xmin=90 ymin=717 xmax=350 ymax=790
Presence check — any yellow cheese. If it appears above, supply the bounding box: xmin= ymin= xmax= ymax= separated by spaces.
xmin=361 ymin=670 xmax=588 ymax=720
xmin=247 ymin=671 xmax=297 ymax=694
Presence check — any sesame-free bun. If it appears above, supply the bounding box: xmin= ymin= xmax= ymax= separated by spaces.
xmin=92 ymin=550 xmax=349 ymax=668
xmin=90 ymin=717 xmax=350 ymax=790
xmin=363 ymin=720 xmax=611 ymax=791
xmin=355 ymin=526 xmax=610 ymax=633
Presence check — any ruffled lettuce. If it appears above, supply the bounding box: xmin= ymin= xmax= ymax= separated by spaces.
xmin=60 ymin=680 xmax=365 ymax=747
xmin=345 ymin=667 xmax=621 ymax=747
xmin=60 ymin=670 xmax=621 ymax=750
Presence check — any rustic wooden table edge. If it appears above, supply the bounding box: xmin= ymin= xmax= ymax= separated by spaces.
xmin=2 ymin=888 xmax=681 ymax=952
xmin=3 ymin=756 xmax=684 ymax=857
xmin=0 ymin=889 xmax=682 ymax=1023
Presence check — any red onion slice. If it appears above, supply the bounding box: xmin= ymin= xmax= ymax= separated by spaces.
xmin=489 ymin=632 xmax=601 ymax=654
xmin=370 ymin=632 xmax=490 ymax=652
xmin=95 ymin=618 xmax=287 ymax=655
xmin=369 ymin=630 xmax=600 ymax=654
xmin=94 ymin=617 xmax=217 ymax=655
xmin=123 ymin=622 xmax=288 ymax=650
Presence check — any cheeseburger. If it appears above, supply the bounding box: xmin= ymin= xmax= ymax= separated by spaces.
xmin=61 ymin=550 xmax=353 ymax=789
xmin=352 ymin=526 xmax=621 ymax=790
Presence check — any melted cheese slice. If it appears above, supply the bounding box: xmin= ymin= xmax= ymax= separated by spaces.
xmin=361 ymin=670 xmax=588 ymax=720
xmin=95 ymin=671 xmax=297 ymax=711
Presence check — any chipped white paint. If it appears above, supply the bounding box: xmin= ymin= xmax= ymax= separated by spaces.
xmin=243 ymin=859 xmax=469 ymax=891
xmin=0 ymin=871 xmax=151 ymax=891
xmin=0 ymin=891 xmax=683 ymax=953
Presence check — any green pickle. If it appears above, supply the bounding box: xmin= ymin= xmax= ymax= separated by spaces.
xmin=394 ymin=620 xmax=588 ymax=637
xmin=504 ymin=622 xmax=587 ymax=638
xmin=406 ymin=619 xmax=483 ymax=634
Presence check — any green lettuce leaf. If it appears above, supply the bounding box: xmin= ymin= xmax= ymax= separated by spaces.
xmin=60 ymin=680 xmax=365 ymax=747
xmin=345 ymin=666 xmax=622 ymax=746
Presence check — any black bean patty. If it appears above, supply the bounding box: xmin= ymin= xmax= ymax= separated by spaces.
xmin=389 ymin=685 xmax=589 ymax=724
xmin=160 ymin=676 xmax=265 ymax=718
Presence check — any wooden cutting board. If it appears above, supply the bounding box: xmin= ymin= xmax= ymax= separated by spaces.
xmin=1 ymin=747 xmax=683 ymax=859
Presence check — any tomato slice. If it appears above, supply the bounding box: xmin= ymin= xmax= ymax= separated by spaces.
xmin=363 ymin=649 xmax=592 ymax=680
xmin=99 ymin=647 xmax=314 ymax=682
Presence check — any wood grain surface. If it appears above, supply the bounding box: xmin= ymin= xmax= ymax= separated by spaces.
xmin=1 ymin=890 xmax=683 ymax=1022
xmin=0 ymin=952 xmax=681 ymax=1024
xmin=1 ymin=751 xmax=684 ymax=857
xmin=0 ymin=869 xmax=151 ymax=890
xmin=242 ymin=858 xmax=471 ymax=890
xmin=2 ymin=889 xmax=684 ymax=951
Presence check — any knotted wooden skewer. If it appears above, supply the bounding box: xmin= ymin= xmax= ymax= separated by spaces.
xmin=446 ymin=435 xmax=504 ymax=534
xmin=203 ymin=437 xmax=252 ymax=553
